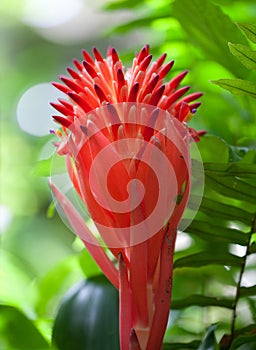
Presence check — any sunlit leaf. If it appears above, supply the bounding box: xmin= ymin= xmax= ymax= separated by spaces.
xmin=198 ymin=324 xmax=219 ymax=350
xmin=238 ymin=23 xmax=256 ymax=44
xmin=172 ymin=0 xmax=247 ymax=76
xmin=0 ymin=305 xmax=50 ymax=349
xmin=106 ymin=11 xmax=169 ymax=34
xmin=104 ymin=0 xmax=143 ymax=10
xmin=196 ymin=136 xmax=229 ymax=163
xmin=34 ymin=158 xmax=52 ymax=177
xmin=36 ymin=256 xmax=83 ymax=317
xmin=174 ymin=252 xmax=242 ymax=268
xmin=212 ymin=78 xmax=256 ymax=99
xmin=228 ymin=43 xmax=256 ymax=70
xmin=79 ymin=249 xmax=101 ymax=278
xmin=172 ymin=294 xmax=233 ymax=309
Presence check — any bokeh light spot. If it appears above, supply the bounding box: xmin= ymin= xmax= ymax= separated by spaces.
xmin=22 ymin=0 xmax=83 ymax=28
xmin=16 ymin=83 xmax=64 ymax=136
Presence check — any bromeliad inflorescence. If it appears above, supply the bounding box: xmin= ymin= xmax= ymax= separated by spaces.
xmin=50 ymin=45 xmax=203 ymax=350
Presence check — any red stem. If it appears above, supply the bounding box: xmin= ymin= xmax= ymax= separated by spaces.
xmin=146 ymin=225 xmax=177 ymax=350
xmin=119 ymin=252 xmax=133 ymax=350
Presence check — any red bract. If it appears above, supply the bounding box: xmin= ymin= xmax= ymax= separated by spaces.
xmin=50 ymin=45 xmax=202 ymax=350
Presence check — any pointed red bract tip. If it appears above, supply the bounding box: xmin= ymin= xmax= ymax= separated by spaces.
xmin=68 ymin=92 xmax=92 ymax=113
xmin=52 ymin=82 xmax=71 ymax=94
xmin=94 ymin=84 xmax=108 ymax=103
xmin=83 ymin=60 xmax=98 ymax=78
xmin=149 ymin=84 xmax=165 ymax=106
xmin=137 ymin=45 xmax=150 ymax=63
xmin=140 ymin=54 xmax=152 ymax=71
xmin=66 ymin=67 xmax=80 ymax=80
xmin=73 ymin=58 xmax=84 ymax=72
xmin=111 ymin=47 xmax=119 ymax=64
xmin=93 ymin=47 xmax=104 ymax=62
xmin=128 ymin=82 xmax=139 ymax=102
xmin=60 ymin=76 xmax=83 ymax=93
xmin=158 ymin=60 xmax=174 ymax=79
xmin=82 ymin=49 xmax=94 ymax=65
xmin=50 ymin=102 xmax=73 ymax=116
xmin=52 ymin=115 xmax=72 ymax=128
xmin=156 ymin=52 xmax=167 ymax=68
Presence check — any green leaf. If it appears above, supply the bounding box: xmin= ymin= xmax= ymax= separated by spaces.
xmin=193 ymin=196 xmax=254 ymax=225
xmin=228 ymin=43 xmax=256 ymax=70
xmin=230 ymin=332 xmax=256 ymax=349
xmin=198 ymin=324 xmax=219 ymax=350
xmin=174 ymin=252 xmax=242 ymax=269
xmin=186 ymin=220 xmax=247 ymax=246
xmin=79 ymin=249 xmax=101 ymax=278
xmin=172 ymin=294 xmax=233 ymax=309
xmin=34 ymin=158 xmax=52 ymax=177
xmin=203 ymin=162 xmax=256 ymax=178
xmin=212 ymin=78 xmax=256 ymax=99
xmin=106 ymin=11 xmax=168 ymax=34
xmin=240 ymin=285 xmax=256 ymax=297
xmin=238 ymin=23 xmax=256 ymax=44
xmin=52 ymin=275 xmax=119 ymax=350
xmin=36 ymin=256 xmax=83 ymax=316
xmin=0 ymin=305 xmax=50 ymax=349
xmin=205 ymin=174 xmax=256 ymax=204
xmin=196 ymin=136 xmax=229 ymax=163
xmin=172 ymin=0 xmax=247 ymax=76
xmin=104 ymin=0 xmax=142 ymax=10
xmin=163 ymin=340 xmax=201 ymax=349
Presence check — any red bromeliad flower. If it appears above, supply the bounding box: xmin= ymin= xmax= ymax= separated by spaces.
xmin=50 ymin=45 xmax=203 ymax=350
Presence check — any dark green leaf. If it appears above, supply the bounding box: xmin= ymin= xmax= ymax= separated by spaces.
xmin=174 ymin=252 xmax=242 ymax=269
xmin=249 ymin=242 xmax=256 ymax=254
xmin=240 ymin=285 xmax=256 ymax=297
xmin=228 ymin=43 xmax=256 ymax=70
xmin=205 ymin=174 xmax=256 ymax=204
xmin=238 ymin=23 xmax=256 ymax=44
xmin=52 ymin=275 xmax=119 ymax=350
xmin=203 ymin=162 xmax=256 ymax=178
xmin=194 ymin=196 xmax=254 ymax=225
xmin=211 ymin=78 xmax=256 ymax=99
xmin=230 ymin=332 xmax=256 ymax=349
xmin=198 ymin=324 xmax=219 ymax=350
xmin=163 ymin=340 xmax=201 ymax=349
xmin=172 ymin=0 xmax=247 ymax=76
xmin=186 ymin=220 xmax=247 ymax=246
xmin=172 ymin=294 xmax=233 ymax=309
xmin=0 ymin=305 xmax=50 ymax=349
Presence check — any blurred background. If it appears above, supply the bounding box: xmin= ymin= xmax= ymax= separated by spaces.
xmin=1 ymin=0 xmax=256 ymax=349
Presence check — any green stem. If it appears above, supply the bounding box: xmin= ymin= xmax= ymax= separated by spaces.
xmin=229 ymin=214 xmax=256 ymax=347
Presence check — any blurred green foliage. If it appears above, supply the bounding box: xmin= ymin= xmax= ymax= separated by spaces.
xmin=0 ymin=0 xmax=256 ymax=349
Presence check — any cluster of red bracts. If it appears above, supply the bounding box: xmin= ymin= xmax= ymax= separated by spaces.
xmin=50 ymin=45 xmax=203 ymax=350
xmin=51 ymin=45 xmax=203 ymax=139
